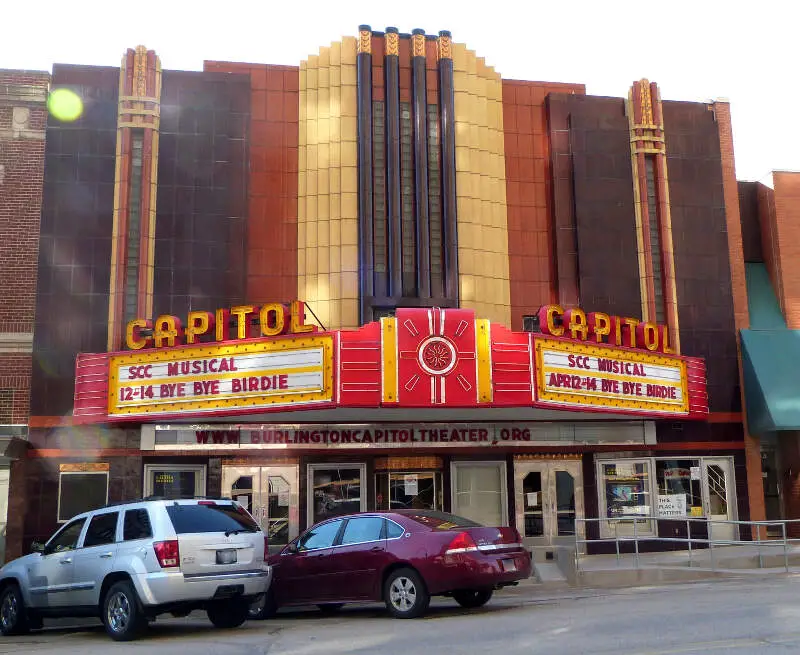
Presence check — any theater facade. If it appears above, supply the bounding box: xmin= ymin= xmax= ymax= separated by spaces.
xmin=8 ymin=26 xmax=755 ymax=561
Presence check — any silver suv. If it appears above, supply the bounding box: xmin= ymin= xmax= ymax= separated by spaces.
xmin=0 ymin=498 xmax=272 ymax=641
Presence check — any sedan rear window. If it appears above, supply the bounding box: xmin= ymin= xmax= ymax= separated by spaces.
xmin=401 ymin=510 xmax=482 ymax=530
xmin=166 ymin=503 xmax=259 ymax=535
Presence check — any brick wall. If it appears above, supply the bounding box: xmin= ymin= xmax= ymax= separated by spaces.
xmin=771 ymin=172 xmax=800 ymax=328
xmin=0 ymin=70 xmax=49 ymax=426
xmin=502 ymin=80 xmax=584 ymax=330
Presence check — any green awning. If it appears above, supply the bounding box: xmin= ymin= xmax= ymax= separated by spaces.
xmin=741 ymin=263 xmax=799 ymax=433
xmin=741 ymin=329 xmax=800 ymax=433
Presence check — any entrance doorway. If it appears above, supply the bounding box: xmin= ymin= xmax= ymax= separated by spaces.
xmin=221 ymin=466 xmax=299 ymax=552
xmin=703 ymin=458 xmax=737 ymax=542
xmin=514 ymin=460 xmax=584 ymax=550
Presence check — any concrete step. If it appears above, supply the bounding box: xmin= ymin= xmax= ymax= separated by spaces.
xmin=533 ymin=560 xmax=570 ymax=586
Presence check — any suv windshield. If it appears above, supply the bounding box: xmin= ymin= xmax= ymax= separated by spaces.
xmin=399 ymin=510 xmax=482 ymax=530
xmin=166 ymin=502 xmax=259 ymax=534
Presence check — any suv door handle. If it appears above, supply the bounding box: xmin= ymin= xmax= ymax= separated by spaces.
xmin=60 ymin=558 xmax=72 ymax=565
xmin=100 ymin=552 xmax=113 ymax=559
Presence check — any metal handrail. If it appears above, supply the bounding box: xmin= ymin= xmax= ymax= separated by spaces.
xmin=573 ymin=516 xmax=800 ymax=574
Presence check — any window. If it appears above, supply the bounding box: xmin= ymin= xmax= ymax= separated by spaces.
xmin=376 ymin=471 xmax=442 ymax=511
xmin=373 ymin=101 xmax=388 ymax=291
xmin=165 ymin=502 xmax=259 ymax=535
xmin=451 ymin=461 xmax=508 ymax=527
xmin=427 ymin=103 xmax=444 ymax=296
xmin=599 ymin=460 xmax=651 ymax=519
xmin=341 ymin=517 xmax=384 ymax=545
xmin=400 ymin=101 xmax=416 ymax=296
xmin=83 ymin=512 xmax=119 ymax=547
xmin=298 ymin=519 xmax=342 ymax=551
xmin=58 ymin=472 xmax=109 ymax=523
xmin=655 ymin=459 xmax=702 ymax=518
xmin=123 ymin=509 xmax=153 ymax=541
xmin=123 ymin=129 xmax=145 ymax=325
xmin=45 ymin=518 xmax=86 ymax=554
xmin=308 ymin=464 xmax=366 ymax=526
xmin=144 ymin=464 xmax=206 ymax=499
xmin=645 ymin=156 xmax=666 ymax=324
xmin=386 ymin=520 xmax=405 ymax=539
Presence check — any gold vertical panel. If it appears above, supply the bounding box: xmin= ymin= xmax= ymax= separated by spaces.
xmin=381 ymin=317 xmax=399 ymax=403
xmin=108 ymin=46 xmax=162 ymax=351
xmin=627 ymin=93 xmax=650 ymax=322
xmin=298 ymin=36 xmax=359 ymax=331
xmin=453 ymin=46 xmax=510 ymax=327
xmin=476 ymin=318 xmax=492 ymax=403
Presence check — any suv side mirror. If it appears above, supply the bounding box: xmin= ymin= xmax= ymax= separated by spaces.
xmin=30 ymin=541 xmax=44 ymax=554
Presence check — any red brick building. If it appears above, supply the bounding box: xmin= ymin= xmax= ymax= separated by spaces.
xmin=0 ymin=70 xmax=49 ymax=561
xmin=3 ymin=28 xmax=765 ymax=566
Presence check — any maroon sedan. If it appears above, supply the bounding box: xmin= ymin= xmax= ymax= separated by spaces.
xmin=250 ymin=510 xmax=531 ymax=619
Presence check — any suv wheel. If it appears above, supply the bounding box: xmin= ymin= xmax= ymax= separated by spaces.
xmin=0 ymin=584 xmax=29 ymax=636
xmin=207 ymin=599 xmax=249 ymax=629
xmin=103 ymin=581 xmax=145 ymax=641
xmin=384 ymin=568 xmax=430 ymax=619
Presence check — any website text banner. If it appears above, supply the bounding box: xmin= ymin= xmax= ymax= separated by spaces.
xmin=533 ymin=337 xmax=689 ymax=414
xmin=150 ymin=421 xmax=651 ymax=450
xmin=107 ymin=335 xmax=334 ymax=418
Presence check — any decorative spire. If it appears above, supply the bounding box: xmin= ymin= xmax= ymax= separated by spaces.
xmin=437 ymin=30 xmax=452 ymax=60
xmin=357 ymin=24 xmax=372 ymax=54
xmin=412 ymin=28 xmax=426 ymax=58
xmin=385 ymin=26 xmax=399 ymax=56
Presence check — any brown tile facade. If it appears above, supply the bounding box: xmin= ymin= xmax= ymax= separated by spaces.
xmin=204 ymin=61 xmax=299 ymax=304
xmin=663 ymin=101 xmax=738 ymax=413
xmin=503 ymin=80 xmax=584 ymax=330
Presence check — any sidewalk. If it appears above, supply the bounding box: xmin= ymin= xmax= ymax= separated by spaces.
xmin=529 ymin=542 xmax=800 ymax=589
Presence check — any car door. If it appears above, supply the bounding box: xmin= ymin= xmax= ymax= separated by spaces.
xmin=326 ymin=516 xmax=386 ymax=600
xmin=71 ymin=510 xmax=120 ymax=608
xmin=274 ymin=518 xmax=342 ymax=606
xmin=27 ymin=518 xmax=87 ymax=608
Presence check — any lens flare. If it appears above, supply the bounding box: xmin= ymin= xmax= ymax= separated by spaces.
xmin=47 ymin=88 xmax=83 ymax=122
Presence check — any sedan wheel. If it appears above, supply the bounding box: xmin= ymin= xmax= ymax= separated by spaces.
xmin=453 ymin=589 xmax=493 ymax=608
xmin=384 ymin=568 xmax=430 ymax=619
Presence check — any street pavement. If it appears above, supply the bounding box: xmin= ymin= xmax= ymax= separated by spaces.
xmin=2 ymin=575 xmax=800 ymax=653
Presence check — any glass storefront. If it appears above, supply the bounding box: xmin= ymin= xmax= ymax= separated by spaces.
xmin=143 ymin=464 xmax=206 ymax=500
xmin=596 ymin=456 xmax=737 ymax=539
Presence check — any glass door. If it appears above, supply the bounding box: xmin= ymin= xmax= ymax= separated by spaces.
xmin=222 ymin=465 xmax=300 ymax=553
xmin=703 ymin=458 xmax=736 ymax=543
xmin=514 ymin=460 xmax=583 ymax=549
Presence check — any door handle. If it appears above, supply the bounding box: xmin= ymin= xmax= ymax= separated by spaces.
xmin=100 ymin=552 xmax=113 ymax=559
xmin=369 ymin=546 xmax=382 ymax=552
xmin=60 ymin=558 xmax=72 ymax=565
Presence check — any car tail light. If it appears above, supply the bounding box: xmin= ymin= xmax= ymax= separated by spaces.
xmin=445 ymin=531 xmax=479 ymax=555
xmin=264 ymin=535 xmax=269 ymax=562
xmin=197 ymin=500 xmax=216 ymax=506
xmin=153 ymin=540 xmax=180 ymax=568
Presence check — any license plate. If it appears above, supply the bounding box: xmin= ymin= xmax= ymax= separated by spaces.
xmin=500 ymin=558 xmax=517 ymax=572
xmin=216 ymin=549 xmax=237 ymax=565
